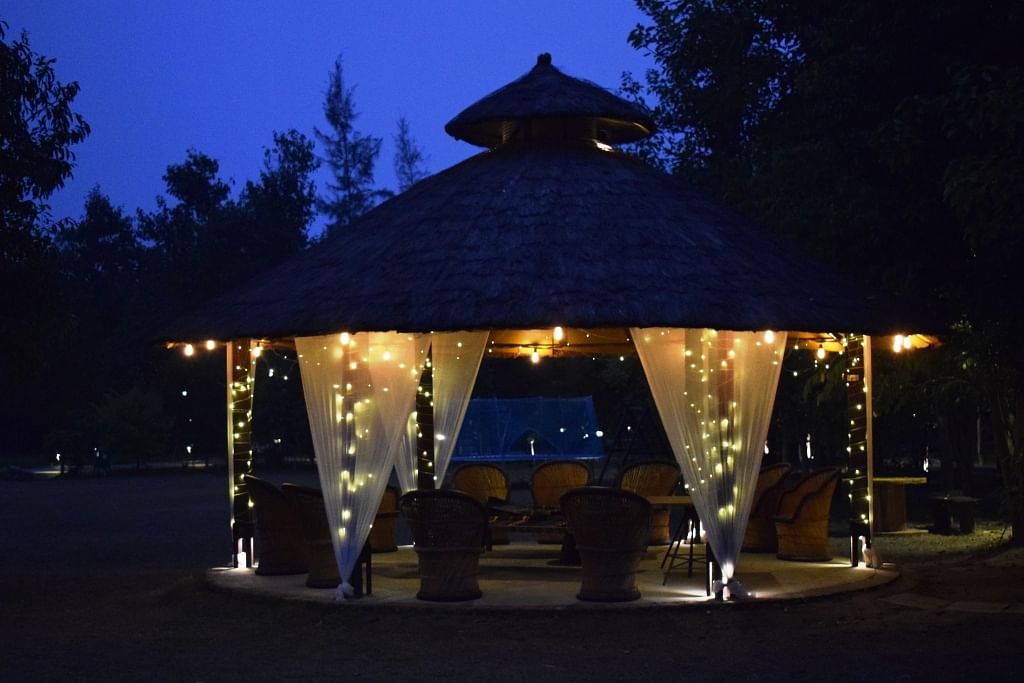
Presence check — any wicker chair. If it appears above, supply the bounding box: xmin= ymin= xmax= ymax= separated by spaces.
xmin=452 ymin=463 xmax=512 ymax=545
xmin=741 ymin=463 xmax=793 ymax=553
xmin=368 ymin=486 xmax=400 ymax=553
xmin=530 ymin=460 xmax=590 ymax=543
xmin=616 ymin=461 xmax=681 ymax=545
xmin=243 ymin=475 xmax=309 ymax=576
xmin=561 ymin=487 xmax=652 ymax=602
xmin=280 ymin=483 xmax=340 ymax=588
xmin=774 ymin=468 xmax=842 ymax=561
xmin=399 ymin=489 xmax=489 ymax=601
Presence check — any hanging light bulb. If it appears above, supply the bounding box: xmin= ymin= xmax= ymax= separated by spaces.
xmin=530 ymin=348 xmax=540 ymax=364
xmin=816 ymin=344 xmax=826 ymax=360
xmin=763 ymin=330 xmax=775 ymax=344
xmin=339 ymin=332 xmax=351 ymax=346
xmin=903 ymin=335 xmax=912 ymax=350
xmin=893 ymin=335 xmax=904 ymax=352
xmin=553 ymin=326 xmax=565 ymax=343
xmin=183 ymin=343 xmax=195 ymax=357
xmin=251 ymin=345 xmax=262 ymax=358
xmin=205 ymin=339 xmax=216 ymax=351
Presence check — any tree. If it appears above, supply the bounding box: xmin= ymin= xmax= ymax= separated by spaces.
xmin=1 ymin=21 xmax=90 ymax=241
xmin=393 ymin=116 xmax=429 ymax=192
xmin=1 ymin=22 xmax=90 ymax=454
xmin=315 ymin=56 xmax=387 ymax=237
xmin=629 ymin=0 xmax=1024 ymax=540
xmin=239 ymin=129 xmax=320 ymax=259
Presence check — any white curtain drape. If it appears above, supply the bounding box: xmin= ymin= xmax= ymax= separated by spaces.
xmin=632 ymin=328 xmax=786 ymax=597
xmin=431 ymin=331 xmax=489 ymax=484
xmin=394 ymin=331 xmax=488 ymax=491
xmin=296 ymin=332 xmax=428 ymax=599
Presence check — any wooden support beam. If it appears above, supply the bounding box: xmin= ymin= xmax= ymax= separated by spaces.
xmin=227 ymin=339 xmax=256 ymax=567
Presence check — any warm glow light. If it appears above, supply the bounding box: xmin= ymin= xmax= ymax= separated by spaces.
xmin=339 ymin=332 xmax=351 ymax=346
xmin=251 ymin=345 xmax=262 ymax=358
xmin=531 ymin=348 xmax=540 ymax=364
xmin=763 ymin=330 xmax=775 ymax=344
xmin=893 ymin=334 xmax=904 ymax=352
xmin=183 ymin=343 xmax=195 ymax=357
xmin=553 ymin=326 xmax=565 ymax=342
xmin=816 ymin=344 xmax=826 ymax=360
xmin=205 ymin=339 xmax=216 ymax=351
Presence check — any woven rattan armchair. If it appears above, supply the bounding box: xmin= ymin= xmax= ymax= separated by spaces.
xmin=774 ymin=468 xmax=841 ymax=561
xmin=741 ymin=463 xmax=793 ymax=553
xmin=530 ymin=460 xmax=590 ymax=543
xmin=243 ymin=475 xmax=309 ymax=576
xmin=368 ymin=486 xmax=400 ymax=553
xmin=561 ymin=487 xmax=652 ymax=602
xmin=616 ymin=461 xmax=681 ymax=545
xmin=399 ymin=489 xmax=489 ymax=601
xmin=280 ymin=483 xmax=340 ymax=588
xmin=280 ymin=483 xmax=374 ymax=594
xmin=452 ymin=464 xmax=512 ymax=544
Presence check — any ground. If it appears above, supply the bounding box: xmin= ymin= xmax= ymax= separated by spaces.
xmin=1 ymin=469 xmax=1022 ymax=681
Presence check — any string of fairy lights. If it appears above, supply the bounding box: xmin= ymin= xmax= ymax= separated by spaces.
xmin=171 ymin=329 xmax=922 ymax=570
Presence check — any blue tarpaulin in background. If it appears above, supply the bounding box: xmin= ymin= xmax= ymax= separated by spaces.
xmin=451 ymin=397 xmax=605 ymax=462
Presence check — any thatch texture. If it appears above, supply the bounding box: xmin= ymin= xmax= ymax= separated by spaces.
xmin=165 ymin=54 xmax=916 ymax=343
xmin=168 ymin=141 xmax=901 ymax=341
xmin=445 ymin=53 xmax=655 ymax=147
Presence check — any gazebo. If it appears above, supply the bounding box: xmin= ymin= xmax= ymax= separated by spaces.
xmin=169 ymin=53 xmax=917 ymax=600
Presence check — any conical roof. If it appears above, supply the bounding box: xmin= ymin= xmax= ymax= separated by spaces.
xmin=164 ymin=55 xmax=922 ymax=344
xmin=166 ymin=141 xmax=904 ymax=341
xmin=445 ymin=53 xmax=656 ymax=148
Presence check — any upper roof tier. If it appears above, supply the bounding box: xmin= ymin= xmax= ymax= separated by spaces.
xmin=445 ymin=53 xmax=657 ymax=148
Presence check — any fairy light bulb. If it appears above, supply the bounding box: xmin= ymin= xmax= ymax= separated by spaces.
xmin=553 ymin=326 xmax=564 ymax=343
xmin=893 ymin=335 xmax=904 ymax=352
xmin=205 ymin=339 xmax=216 ymax=351
xmin=184 ymin=343 xmax=195 ymax=357
xmin=763 ymin=330 xmax=775 ymax=344
xmin=251 ymin=345 xmax=262 ymax=358
xmin=817 ymin=344 xmax=826 ymax=360
xmin=530 ymin=348 xmax=540 ymax=364
xmin=339 ymin=332 xmax=351 ymax=346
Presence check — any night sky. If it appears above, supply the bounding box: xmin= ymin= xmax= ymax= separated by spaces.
xmin=4 ymin=1 xmax=654 ymax=233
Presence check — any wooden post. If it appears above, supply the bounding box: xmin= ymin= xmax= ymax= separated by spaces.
xmin=845 ymin=335 xmax=872 ymax=566
xmin=227 ymin=339 xmax=256 ymax=567
xmin=416 ymin=349 xmax=435 ymax=490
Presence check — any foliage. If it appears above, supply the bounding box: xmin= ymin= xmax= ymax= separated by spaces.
xmin=1 ymin=22 xmax=90 ymax=453
xmin=393 ymin=116 xmax=429 ymax=192
xmin=629 ymin=0 xmax=1024 ymax=537
xmin=0 ymin=21 xmax=90 ymax=239
xmin=315 ymin=55 xmax=388 ymax=237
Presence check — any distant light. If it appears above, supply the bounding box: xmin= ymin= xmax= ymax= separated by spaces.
xmin=594 ymin=141 xmax=613 ymax=152
xmin=763 ymin=330 xmax=775 ymax=344
xmin=816 ymin=344 xmax=826 ymax=360
xmin=340 ymin=332 xmax=351 ymax=346
xmin=251 ymin=345 xmax=262 ymax=358
xmin=181 ymin=390 xmax=188 ymax=397
xmin=595 ymin=430 xmax=604 ymax=438
xmin=553 ymin=326 xmax=565 ymax=342
xmin=531 ymin=349 xmax=540 ymax=364
xmin=893 ymin=335 xmax=904 ymax=353
xmin=183 ymin=343 xmax=195 ymax=357
xmin=205 ymin=339 xmax=216 ymax=351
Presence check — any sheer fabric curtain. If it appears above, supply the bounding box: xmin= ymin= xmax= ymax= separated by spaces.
xmin=296 ymin=332 xmax=428 ymax=599
xmin=430 ymin=331 xmax=489 ymax=484
xmin=394 ymin=331 xmax=489 ymax=492
xmin=632 ymin=328 xmax=786 ymax=597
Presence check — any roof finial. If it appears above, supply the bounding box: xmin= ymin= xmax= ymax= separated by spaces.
xmin=537 ymin=53 xmax=552 ymax=66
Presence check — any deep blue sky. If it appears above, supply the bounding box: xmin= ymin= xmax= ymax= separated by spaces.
xmin=5 ymin=1 xmax=655 ymax=232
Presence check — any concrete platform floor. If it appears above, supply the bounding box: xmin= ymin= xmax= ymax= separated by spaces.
xmin=206 ymin=541 xmax=897 ymax=609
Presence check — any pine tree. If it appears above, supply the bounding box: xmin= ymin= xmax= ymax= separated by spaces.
xmin=393 ymin=116 xmax=428 ymax=192
xmin=314 ymin=56 xmax=385 ymax=237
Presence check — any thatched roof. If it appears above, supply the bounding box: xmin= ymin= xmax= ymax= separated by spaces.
xmin=167 ymin=141 xmax=903 ymax=341
xmin=165 ymin=54 xmax=918 ymax=343
xmin=445 ymin=53 xmax=655 ymax=148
